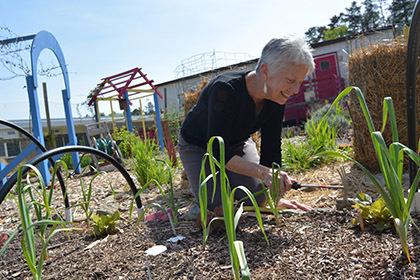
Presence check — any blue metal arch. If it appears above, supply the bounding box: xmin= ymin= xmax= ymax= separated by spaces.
xmin=31 ymin=31 xmax=71 ymax=99
xmin=26 ymin=31 xmax=80 ymax=183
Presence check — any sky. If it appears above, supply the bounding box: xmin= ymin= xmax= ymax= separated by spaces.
xmin=0 ymin=0 xmax=367 ymax=120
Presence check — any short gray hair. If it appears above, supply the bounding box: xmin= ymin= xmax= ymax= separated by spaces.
xmin=256 ymin=36 xmax=315 ymax=75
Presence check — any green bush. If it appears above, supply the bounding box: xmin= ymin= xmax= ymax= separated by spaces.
xmin=282 ymin=105 xmax=342 ymax=171
xmin=60 ymin=153 xmax=92 ymax=170
xmin=133 ymin=138 xmax=171 ymax=186
xmin=305 ymin=103 xmax=351 ymax=138
xmin=163 ymin=110 xmax=183 ymax=146
xmin=112 ymin=127 xmax=140 ymax=158
xmin=282 ymin=140 xmax=320 ymax=171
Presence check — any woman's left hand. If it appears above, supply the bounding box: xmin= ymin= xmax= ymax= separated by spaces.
xmin=278 ymin=199 xmax=313 ymax=211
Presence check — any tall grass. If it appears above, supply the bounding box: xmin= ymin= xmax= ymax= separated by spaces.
xmin=322 ymin=86 xmax=420 ymax=265
xmin=199 ymin=136 xmax=269 ymax=280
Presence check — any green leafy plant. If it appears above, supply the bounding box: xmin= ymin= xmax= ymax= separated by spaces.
xmin=322 ymin=86 xmax=420 ymax=265
xmin=305 ymin=115 xmax=337 ymax=153
xmin=351 ymin=193 xmax=392 ymax=232
xmin=163 ymin=110 xmax=183 ymax=146
xmin=112 ymin=127 xmax=140 ymax=158
xmin=129 ymin=160 xmax=179 ymax=233
xmin=282 ymin=103 xmax=346 ymax=171
xmin=282 ymin=140 xmax=320 ymax=171
xmin=133 ymin=138 xmax=171 ymax=186
xmin=60 ymin=153 xmax=92 ymax=169
xmin=306 ymin=102 xmax=351 ymax=138
xmin=91 ymin=210 xmax=120 ymax=237
xmin=16 ymin=164 xmax=77 ymax=280
xmin=199 ymin=136 xmax=269 ymax=280
xmin=95 ymin=138 xmax=114 ymax=156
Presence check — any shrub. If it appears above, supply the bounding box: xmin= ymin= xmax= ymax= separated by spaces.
xmin=282 ymin=106 xmax=342 ymax=171
xmin=112 ymin=127 xmax=140 ymax=158
xmin=133 ymin=138 xmax=171 ymax=186
xmin=306 ymin=102 xmax=351 ymax=138
xmin=60 ymin=153 xmax=92 ymax=170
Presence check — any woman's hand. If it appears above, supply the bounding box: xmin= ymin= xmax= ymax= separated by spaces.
xmin=278 ymin=199 xmax=313 ymax=211
xmin=258 ymin=168 xmax=294 ymax=195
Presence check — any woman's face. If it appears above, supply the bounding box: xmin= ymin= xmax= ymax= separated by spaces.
xmin=264 ymin=63 xmax=309 ymax=105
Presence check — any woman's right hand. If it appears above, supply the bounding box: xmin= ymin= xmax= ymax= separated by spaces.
xmin=258 ymin=167 xmax=293 ymax=195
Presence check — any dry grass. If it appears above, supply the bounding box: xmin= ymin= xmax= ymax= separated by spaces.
xmin=183 ymin=79 xmax=209 ymax=114
xmin=348 ymin=39 xmax=420 ymax=171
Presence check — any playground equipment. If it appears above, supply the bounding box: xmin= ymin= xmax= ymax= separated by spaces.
xmin=87 ymin=67 xmax=165 ymax=151
xmin=0 ymin=31 xmax=80 ymax=186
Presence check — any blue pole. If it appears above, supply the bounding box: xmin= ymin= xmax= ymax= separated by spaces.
xmin=0 ymin=161 xmax=7 ymax=188
xmin=153 ymin=92 xmax=165 ymax=151
xmin=62 ymin=89 xmax=81 ymax=174
xmin=124 ymin=91 xmax=133 ymax=132
xmin=26 ymin=75 xmax=50 ymax=184
xmin=0 ymin=144 xmax=37 ymax=180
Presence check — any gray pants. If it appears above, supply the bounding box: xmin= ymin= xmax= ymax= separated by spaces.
xmin=178 ymin=134 xmax=267 ymax=210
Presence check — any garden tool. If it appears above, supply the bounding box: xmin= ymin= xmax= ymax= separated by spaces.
xmin=292 ymin=182 xmax=344 ymax=190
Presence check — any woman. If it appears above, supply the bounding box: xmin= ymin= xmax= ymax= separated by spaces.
xmin=179 ymin=36 xmax=314 ymax=212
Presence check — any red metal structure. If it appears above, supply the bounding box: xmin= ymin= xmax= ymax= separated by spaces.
xmin=87 ymin=67 xmax=165 ymax=150
xmin=284 ymin=52 xmax=345 ymax=124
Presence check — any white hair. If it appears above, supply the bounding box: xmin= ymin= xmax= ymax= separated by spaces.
xmin=256 ymin=36 xmax=315 ymax=75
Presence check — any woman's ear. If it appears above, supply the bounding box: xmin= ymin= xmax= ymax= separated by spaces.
xmin=260 ymin=63 xmax=269 ymax=80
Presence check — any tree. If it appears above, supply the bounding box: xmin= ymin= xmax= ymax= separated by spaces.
xmin=328 ymin=13 xmax=345 ymax=29
xmin=0 ymin=26 xmax=62 ymax=81
xmin=304 ymin=26 xmax=327 ymax=44
xmin=376 ymin=0 xmax=390 ymax=26
xmin=131 ymin=108 xmax=141 ymax=116
xmin=362 ymin=0 xmax=381 ymax=31
xmin=344 ymin=1 xmax=363 ymax=35
xmin=145 ymin=101 xmax=155 ymax=115
xmin=323 ymin=26 xmax=349 ymax=41
xmin=388 ymin=0 xmax=416 ymax=28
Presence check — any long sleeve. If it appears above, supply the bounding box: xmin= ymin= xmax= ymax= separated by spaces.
xmin=260 ymin=104 xmax=285 ymax=167
xmin=206 ymin=81 xmax=239 ymax=163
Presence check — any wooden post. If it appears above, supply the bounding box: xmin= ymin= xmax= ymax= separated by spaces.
xmin=110 ymin=100 xmax=116 ymax=130
xmin=139 ymin=98 xmax=147 ymax=139
xmin=42 ymin=82 xmax=56 ymax=148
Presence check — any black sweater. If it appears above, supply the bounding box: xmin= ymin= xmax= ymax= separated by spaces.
xmin=180 ymin=71 xmax=285 ymax=167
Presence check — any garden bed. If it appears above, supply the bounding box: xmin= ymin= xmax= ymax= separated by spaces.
xmin=0 ymin=163 xmax=419 ymax=279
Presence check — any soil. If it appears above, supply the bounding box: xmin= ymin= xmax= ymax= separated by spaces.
xmin=0 ymin=161 xmax=419 ymax=279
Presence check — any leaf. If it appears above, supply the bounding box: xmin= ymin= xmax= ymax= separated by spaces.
xmin=234 ymin=241 xmax=251 ymax=280
xmin=91 ymin=210 xmax=120 ymax=237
